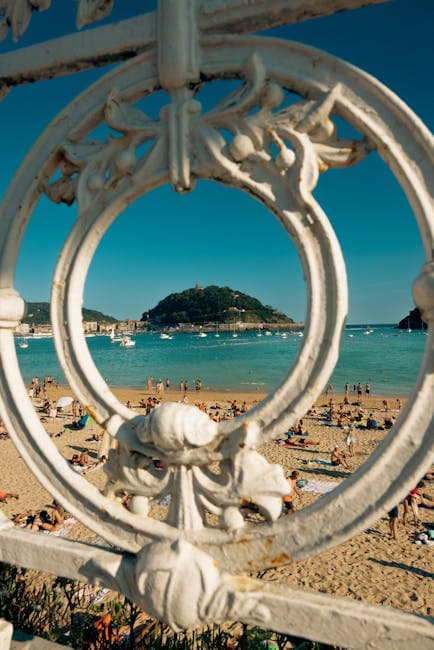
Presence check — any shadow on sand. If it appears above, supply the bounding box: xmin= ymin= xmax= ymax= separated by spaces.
xmin=368 ymin=558 xmax=434 ymax=580
xmin=298 ymin=466 xmax=350 ymax=480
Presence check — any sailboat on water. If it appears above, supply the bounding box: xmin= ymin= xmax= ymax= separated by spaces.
xmin=109 ymin=325 xmax=123 ymax=342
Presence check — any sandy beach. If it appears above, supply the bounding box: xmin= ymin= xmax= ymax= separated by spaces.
xmin=1 ymin=384 xmax=433 ymax=620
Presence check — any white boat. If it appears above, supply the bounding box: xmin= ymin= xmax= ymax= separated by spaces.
xmin=18 ymin=339 xmax=29 ymax=349
xmin=197 ymin=332 xmax=207 ymax=338
xmin=160 ymin=333 xmax=173 ymax=340
xmin=215 ymin=333 xmax=220 ymax=338
xmin=232 ymin=332 xmax=238 ymax=338
xmin=265 ymin=331 xmax=272 ymax=336
xmin=364 ymin=326 xmax=374 ymax=335
xmin=120 ymin=336 xmax=136 ymax=347
xmin=280 ymin=332 xmax=288 ymax=339
xmin=109 ymin=325 xmax=123 ymax=342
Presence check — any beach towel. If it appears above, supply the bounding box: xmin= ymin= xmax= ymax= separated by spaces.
xmin=301 ymin=479 xmax=340 ymax=495
xmin=309 ymin=458 xmax=333 ymax=466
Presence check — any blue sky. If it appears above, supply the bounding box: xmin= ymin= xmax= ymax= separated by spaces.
xmin=0 ymin=0 xmax=432 ymax=323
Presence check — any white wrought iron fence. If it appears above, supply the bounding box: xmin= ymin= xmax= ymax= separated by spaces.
xmin=0 ymin=1 xmax=433 ymax=648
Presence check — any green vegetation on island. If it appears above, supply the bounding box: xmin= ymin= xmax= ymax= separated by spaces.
xmin=23 ymin=302 xmax=118 ymax=325
xmin=143 ymin=285 xmax=294 ymax=326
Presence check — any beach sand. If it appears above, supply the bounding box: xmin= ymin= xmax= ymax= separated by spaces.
xmin=1 ymin=385 xmax=433 ymax=619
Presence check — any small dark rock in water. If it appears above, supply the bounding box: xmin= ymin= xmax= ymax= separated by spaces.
xmin=397 ymin=307 xmax=427 ymax=330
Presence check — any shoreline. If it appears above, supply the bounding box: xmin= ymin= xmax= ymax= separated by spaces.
xmin=50 ymin=383 xmax=413 ymax=399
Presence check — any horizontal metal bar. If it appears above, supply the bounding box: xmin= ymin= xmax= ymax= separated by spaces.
xmin=0 ymin=13 xmax=157 ymax=87
xmin=0 ymin=0 xmax=390 ymax=89
xmin=199 ymin=0 xmax=391 ymax=34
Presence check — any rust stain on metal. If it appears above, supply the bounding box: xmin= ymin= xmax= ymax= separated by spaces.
xmin=270 ymin=553 xmax=289 ymax=564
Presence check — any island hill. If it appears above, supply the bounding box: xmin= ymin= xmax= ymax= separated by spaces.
xmin=21 ymin=303 xmax=118 ymax=327
xmin=143 ymin=285 xmax=301 ymax=332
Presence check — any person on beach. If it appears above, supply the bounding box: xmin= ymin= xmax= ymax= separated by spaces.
xmin=282 ymin=471 xmax=302 ymax=514
xmin=0 ymin=491 xmax=19 ymax=503
xmin=0 ymin=419 xmax=8 ymax=439
xmin=345 ymin=424 xmax=356 ymax=457
xmin=147 ymin=377 xmax=153 ymax=392
xmin=403 ymin=483 xmax=424 ymax=526
xmin=396 ymin=398 xmax=402 ymax=411
xmin=344 ymin=383 xmax=350 ymax=397
xmin=28 ymin=509 xmax=60 ymax=533
xmin=71 ymin=412 xmax=89 ymax=430
xmin=356 ymin=383 xmax=363 ymax=400
xmin=365 ymin=383 xmax=371 ymax=396
xmin=165 ymin=378 xmax=171 ymax=391
xmin=331 ymin=445 xmax=351 ymax=470
xmin=388 ymin=505 xmax=399 ymax=540
xmin=382 ymin=399 xmax=389 ymax=411
xmin=384 ymin=414 xmax=396 ymax=429
xmin=49 ymin=406 xmax=57 ymax=422
xmin=156 ymin=379 xmax=164 ymax=394
xmin=82 ymin=456 xmax=107 ymax=476
xmin=279 ymin=437 xmax=320 ymax=448
xmin=326 ymin=383 xmax=334 ymax=396
xmin=72 ymin=399 xmax=80 ymax=418
xmin=145 ymin=397 xmax=153 ymax=415
xmin=71 ymin=449 xmax=92 ymax=467
xmin=51 ymin=500 xmax=65 ymax=527
xmin=366 ymin=413 xmax=378 ymax=430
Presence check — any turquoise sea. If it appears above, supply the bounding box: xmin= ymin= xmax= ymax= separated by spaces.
xmin=15 ymin=325 xmax=428 ymax=396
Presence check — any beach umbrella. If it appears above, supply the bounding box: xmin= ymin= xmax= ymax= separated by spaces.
xmin=55 ymin=396 xmax=73 ymax=408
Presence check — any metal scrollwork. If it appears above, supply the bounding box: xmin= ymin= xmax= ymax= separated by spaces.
xmin=0 ymin=2 xmax=433 ymax=648
xmin=105 ymin=403 xmax=288 ymax=530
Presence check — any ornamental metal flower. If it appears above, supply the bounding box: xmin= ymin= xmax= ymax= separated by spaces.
xmin=104 ymin=403 xmax=289 ymax=531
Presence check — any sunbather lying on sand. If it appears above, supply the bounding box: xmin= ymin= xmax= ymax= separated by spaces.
xmin=277 ymin=438 xmax=320 ymax=448
xmin=27 ymin=509 xmax=60 ymax=532
xmin=0 ymin=491 xmax=19 ymax=503
xmin=71 ymin=449 xmax=91 ymax=467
